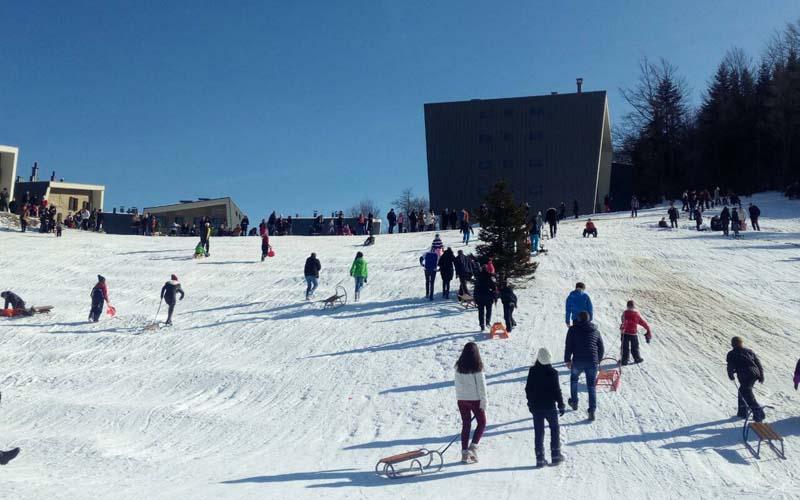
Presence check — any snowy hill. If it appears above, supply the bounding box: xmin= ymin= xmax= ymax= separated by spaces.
xmin=1 ymin=192 xmax=799 ymax=499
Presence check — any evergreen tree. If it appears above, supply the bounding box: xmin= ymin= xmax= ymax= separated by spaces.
xmin=475 ymin=182 xmax=538 ymax=285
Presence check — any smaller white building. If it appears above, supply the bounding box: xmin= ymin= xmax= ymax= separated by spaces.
xmin=0 ymin=145 xmax=19 ymax=203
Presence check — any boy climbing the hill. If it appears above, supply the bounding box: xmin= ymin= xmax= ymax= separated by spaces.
xmin=619 ymin=300 xmax=652 ymax=365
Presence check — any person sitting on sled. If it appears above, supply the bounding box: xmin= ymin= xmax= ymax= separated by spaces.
xmin=1 ymin=291 xmax=27 ymax=311
xmin=619 ymin=300 xmax=652 ymax=365
xmin=582 ymin=219 xmax=598 ymax=238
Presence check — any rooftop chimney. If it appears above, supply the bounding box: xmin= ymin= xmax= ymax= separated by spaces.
xmin=30 ymin=161 xmax=39 ymax=182
xmin=576 ymin=77 xmax=584 ymax=94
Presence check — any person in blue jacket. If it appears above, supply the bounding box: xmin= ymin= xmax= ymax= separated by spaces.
xmin=565 ymin=282 xmax=593 ymax=327
xmin=419 ymin=249 xmax=439 ymax=301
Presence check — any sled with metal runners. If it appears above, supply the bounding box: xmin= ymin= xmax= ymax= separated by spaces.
xmin=321 ymin=282 xmax=347 ymax=309
xmin=743 ymin=405 xmax=785 ymax=460
xmin=457 ymin=293 xmax=476 ymax=308
xmin=595 ymin=357 xmax=622 ymax=391
xmin=1 ymin=306 xmax=53 ymax=318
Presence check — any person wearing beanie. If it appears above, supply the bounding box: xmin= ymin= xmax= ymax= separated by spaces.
xmin=431 ymin=233 xmax=444 ymax=256
xmin=525 ymin=347 xmax=565 ymax=467
xmin=619 ymin=300 xmax=652 ymax=365
xmin=160 ymin=274 xmax=185 ymax=326
xmin=88 ymin=275 xmax=110 ymax=323
xmin=726 ymin=337 xmax=765 ymax=421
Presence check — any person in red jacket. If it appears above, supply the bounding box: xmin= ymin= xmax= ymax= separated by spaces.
xmin=89 ymin=275 xmax=110 ymax=322
xmin=619 ymin=300 xmax=652 ymax=365
xmin=583 ymin=219 xmax=598 ymax=238
xmin=260 ymin=232 xmax=271 ymax=262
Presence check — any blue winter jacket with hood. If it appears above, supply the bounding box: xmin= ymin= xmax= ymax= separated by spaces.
xmin=565 ymin=289 xmax=593 ymax=324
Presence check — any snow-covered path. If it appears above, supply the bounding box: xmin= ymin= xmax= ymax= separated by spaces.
xmin=1 ymin=192 xmax=799 ymax=499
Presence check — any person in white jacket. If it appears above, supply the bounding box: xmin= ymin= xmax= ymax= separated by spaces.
xmin=454 ymin=342 xmax=488 ymax=463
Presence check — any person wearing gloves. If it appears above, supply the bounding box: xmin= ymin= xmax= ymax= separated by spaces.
xmin=160 ymin=274 xmax=185 ymax=326
xmin=619 ymin=300 xmax=652 ymax=365
xmin=454 ymin=342 xmax=488 ymax=464
xmin=349 ymin=252 xmax=368 ymax=302
xmin=525 ymin=347 xmax=565 ymax=467
xmin=89 ymin=275 xmax=110 ymax=322
xmin=726 ymin=336 xmax=765 ymax=422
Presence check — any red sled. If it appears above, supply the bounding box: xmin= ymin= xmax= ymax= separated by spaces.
xmin=106 ymin=305 xmax=117 ymax=317
xmin=267 ymin=249 xmax=275 ymax=258
xmin=596 ymin=357 xmax=622 ymax=391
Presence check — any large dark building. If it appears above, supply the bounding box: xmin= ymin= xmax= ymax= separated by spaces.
xmin=424 ymin=84 xmax=612 ymax=215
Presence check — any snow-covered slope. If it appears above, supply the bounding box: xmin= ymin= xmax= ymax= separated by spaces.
xmin=1 ymin=192 xmax=799 ymax=499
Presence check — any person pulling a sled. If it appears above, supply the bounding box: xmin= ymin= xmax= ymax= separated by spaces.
xmin=160 ymin=274 xmax=185 ymax=326
xmin=455 ymin=342 xmax=488 ymax=464
xmin=525 ymin=347 xmax=565 ymax=467
xmin=727 ymin=336 xmax=765 ymax=422
xmin=619 ymin=300 xmax=652 ymax=365
xmin=89 ymin=275 xmax=110 ymax=322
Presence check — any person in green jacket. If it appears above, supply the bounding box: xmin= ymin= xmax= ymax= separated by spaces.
xmin=350 ymin=251 xmax=368 ymax=302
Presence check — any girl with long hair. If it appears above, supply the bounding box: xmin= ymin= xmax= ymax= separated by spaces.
xmin=454 ymin=342 xmax=488 ymax=463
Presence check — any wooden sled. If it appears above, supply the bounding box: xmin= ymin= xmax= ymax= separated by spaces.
xmin=595 ymin=357 xmax=622 ymax=391
xmin=321 ymin=283 xmax=347 ymax=309
xmin=375 ymin=448 xmax=444 ymax=479
xmin=457 ymin=293 xmax=476 ymax=308
xmin=2 ymin=306 xmax=53 ymax=318
xmin=488 ymin=322 xmax=509 ymax=339
xmin=743 ymin=406 xmax=785 ymax=459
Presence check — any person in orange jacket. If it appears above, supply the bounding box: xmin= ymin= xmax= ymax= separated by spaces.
xmin=619 ymin=300 xmax=651 ymax=365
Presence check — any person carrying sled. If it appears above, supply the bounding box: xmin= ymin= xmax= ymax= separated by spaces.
xmin=619 ymin=300 xmax=652 ymax=365
xmin=565 ymin=282 xmax=593 ymax=327
xmin=564 ymin=311 xmax=604 ymax=421
xmin=349 ymin=252 xmax=368 ymax=302
xmin=454 ymin=342 xmax=488 ymax=464
xmin=582 ymin=219 xmax=597 ymax=238
xmin=304 ymin=252 xmax=321 ymax=300
xmin=727 ymin=336 xmax=765 ymax=422
xmin=500 ymin=282 xmax=517 ymax=333
xmin=160 ymin=274 xmax=185 ymax=326
xmin=260 ymin=231 xmax=271 ymax=262
xmin=525 ymin=347 xmax=565 ymax=467
xmin=420 ymin=248 xmax=439 ymax=301
xmin=88 ymin=275 xmax=110 ymax=322
xmin=438 ymin=247 xmax=455 ymax=299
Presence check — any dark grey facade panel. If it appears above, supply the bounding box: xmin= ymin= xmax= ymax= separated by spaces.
xmin=425 ymin=91 xmax=611 ymax=216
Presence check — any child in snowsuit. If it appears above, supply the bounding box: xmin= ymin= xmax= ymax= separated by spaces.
xmin=89 ymin=275 xmax=109 ymax=322
xmin=727 ymin=336 xmax=765 ymax=422
xmin=260 ymin=233 xmax=271 ymax=261
xmin=349 ymin=252 xmax=368 ymax=302
xmin=525 ymin=348 xmax=565 ymax=467
xmin=160 ymin=274 xmax=185 ymax=326
xmin=619 ymin=300 xmax=652 ymax=365
xmin=500 ymin=283 xmax=517 ymax=332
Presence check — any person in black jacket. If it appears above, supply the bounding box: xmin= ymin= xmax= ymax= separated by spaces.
xmin=525 ymin=348 xmax=565 ymax=467
xmin=386 ymin=209 xmax=397 ymax=234
xmin=438 ymin=248 xmax=455 ymax=299
xmin=720 ymin=206 xmax=731 ymax=236
xmin=748 ymin=203 xmax=761 ymax=231
xmin=304 ymin=252 xmax=322 ymax=300
xmin=572 ymin=200 xmax=579 ymax=219
xmin=240 ymin=215 xmax=249 ymax=236
xmin=1 ymin=291 xmax=26 ymax=311
xmin=454 ymin=250 xmax=470 ymax=296
xmin=545 ymin=207 xmax=558 ymax=238
xmin=667 ymin=204 xmax=679 ymax=228
xmin=727 ymin=336 xmax=765 ymax=421
xmin=500 ymin=283 xmax=517 ymax=332
xmin=0 ymin=447 xmax=20 ymax=465
xmin=473 ymin=269 xmax=497 ymax=332
xmin=564 ymin=311 xmax=604 ymax=421
xmin=160 ymin=274 xmax=185 ymax=326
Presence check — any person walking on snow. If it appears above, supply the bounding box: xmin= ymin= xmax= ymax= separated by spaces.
xmin=260 ymin=231 xmax=271 ymax=262
xmin=727 ymin=336 xmax=765 ymax=422
xmin=545 ymin=207 xmax=558 ymax=238
xmin=431 ymin=233 xmax=444 ymax=255
xmin=420 ymin=248 xmax=439 ymax=301
xmin=438 ymin=247 xmax=455 ymax=299
xmin=460 ymin=219 xmax=474 ymax=244
xmin=565 ymin=282 xmax=593 ymax=327
xmin=530 ymin=211 xmax=543 ymax=253
xmin=572 ymin=200 xmax=579 ymax=219
xmin=631 ymin=195 xmax=640 ymax=217
xmin=473 ymin=269 xmax=498 ymax=332
xmin=160 ymin=275 xmax=185 ymax=326
xmin=304 ymin=252 xmax=321 ymax=300
xmin=564 ymin=311 xmax=604 ymax=421
xmin=619 ymin=300 xmax=652 ymax=365
xmin=200 ymin=221 xmax=212 ymax=256
xmin=89 ymin=275 xmax=110 ymax=322
xmin=500 ymin=282 xmax=517 ymax=332
xmin=387 ymin=209 xmax=397 ymax=234
xmin=454 ymin=250 xmax=471 ymax=296
xmin=454 ymin=342 xmax=488 ymax=464
xmin=525 ymin=347 xmax=565 ymax=467
xmin=668 ymin=204 xmax=679 ymax=228
xmin=731 ymin=207 xmax=741 ymax=238
xmin=349 ymin=252 xmax=368 ymax=302
xmin=720 ymin=206 xmax=731 ymax=236
xmin=748 ymin=203 xmax=761 ymax=231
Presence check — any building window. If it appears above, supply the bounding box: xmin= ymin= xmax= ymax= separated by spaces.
xmin=529 ymin=131 xmax=544 ymax=141
xmin=503 ymin=133 xmax=513 ymax=142
xmin=478 ymin=134 xmax=492 ymax=144
xmin=478 ymin=160 xmax=492 ymax=170
xmin=69 ymin=197 xmax=78 ymax=211
xmin=504 ymin=108 xmax=514 ymax=117
xmin=503 ymin=159 xmax=514 ymax=169
xmin=528 ymin=159 xmax=544 ymax=169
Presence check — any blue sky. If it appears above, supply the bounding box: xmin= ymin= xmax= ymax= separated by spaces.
xmin=1 ymin=1 xmax=797 ymax=219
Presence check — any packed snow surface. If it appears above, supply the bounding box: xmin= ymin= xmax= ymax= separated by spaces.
xmin=1 ymin=192 xmax=799 ymax=499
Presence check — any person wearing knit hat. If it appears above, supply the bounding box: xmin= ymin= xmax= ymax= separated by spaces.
xmin=525 ymin=347 xmax=565 ymax=467
xmin=160 ymin=274 xmax=185 ymax=326
xmin=88 ymin=275 xmax=110 ymax=322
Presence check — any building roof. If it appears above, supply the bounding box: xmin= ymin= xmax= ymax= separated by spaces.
xmin=424 ymin=90 xmax=607 ymax=107
xmin=144 ymin=197 xmax=236 ymax=212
